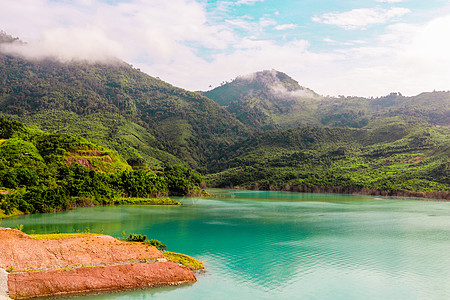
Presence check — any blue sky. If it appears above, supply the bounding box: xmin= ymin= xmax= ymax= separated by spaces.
xmin=1 ymin=0 xmax=450 ymax=96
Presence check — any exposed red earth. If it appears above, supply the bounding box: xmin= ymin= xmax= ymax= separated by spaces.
xmin=0 ymin=229 xmax=197 ymax=299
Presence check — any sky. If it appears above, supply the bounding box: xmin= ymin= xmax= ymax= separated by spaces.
xmin=1 ymin=0 xmax=450 ymax=97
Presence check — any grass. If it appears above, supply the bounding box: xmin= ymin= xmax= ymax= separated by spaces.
xmin=113 ymin=197 xmax=181 ymax=205
xmin=0 ymin=208 xmax=24 ymax=219
xmin=164 ymin=251 xmax=204 ymax=270
xmin=29 ymin=233 xmax=106 ymax=240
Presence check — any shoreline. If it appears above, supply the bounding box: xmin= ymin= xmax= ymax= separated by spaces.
xmin=211 ymin=185 xmax=450 ymax=201
xmin=0 ymin=229 xmax=201 ymax=299
xmin=0 ymin=197 xmax=181 ymax=219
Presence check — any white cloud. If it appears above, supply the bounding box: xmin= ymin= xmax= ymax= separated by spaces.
xmin=225 ymin=17 xmax=259 ymax=33
xmin=274 ymin=24 xmax=298 ymax=31
xmin=0 ymin=26 xmax=124 ymax=63
xmin=235 ymin=0 xmax=266 ymax=5
xmin=322 ymin=38 xmax=363 ymax=46
xmin=0 ymin=0 xmax=233 ymax=63
xmin=0 ymin=0 xmax=449 ymax=97
xmin=323 ymin=37 xmax=337 ymax=44
xmin=310 ymin=14 xmax=450 ymax=96
xmin=270 ymin=82 xmax=316 ymax=98
xmin=312 ymin=7 xmax=411 ymax=30
xmin=376 ymin=0 xmax=405 ymax=3
xmin=259 ymin=18 xmax=277 ymax=28
xmin=189 ymin=14 xmax=450 ymax=97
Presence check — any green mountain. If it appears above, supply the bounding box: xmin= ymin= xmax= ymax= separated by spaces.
xmin=0 ymin=33 xmax=249 ymax=171
xmin=0 ymin=118 xmax=205 ymax=217
xmin=202 ymin=70 xmax=322 ymax=130
xmin=318 ymin=92 xmax=450 ymax=128
xmin=208 ymin=122 xmax=450 ymax=198
xmin=203 ymin=71 xmax=450 ymax=130
xmin=0 ymin=31 xmax=448 ymax=198
xmin=0 ymin=118 xmax=130 ymax=174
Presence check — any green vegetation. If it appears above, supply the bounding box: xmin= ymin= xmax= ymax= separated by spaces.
xmin=112 ymin=197 xmax=180 ymax=205
xmin=126 ymin=233 xmax=148 ymax=242
xmin=208 ymin=124 xmax=450 ymax=198
xmin=126 ymin=233 xmax=167 ymax=251
xmin=0 ymin=119 xmax=204 ymax=217
xmin=164 ymin=252 xmax=204 ymax=270
xmin=0 ymin=36 xmax=448 ymax=200
xmin=147 ymin=239 xmax=167 ymax=252
xmin=29 ymin=233 xmax=103 ymax=240
xmin=6 ymin=266 xmax=15 ymax=273
xmin=0 ymin=52 xmax=249 ymax=171
xmin=204 ymin=71 xmax=449 ymax=131
xmin=0 ymin=206 xmax=22 ymax=218
xmin=202 ymin=72 xmax=448 ymax=198
xmin=202 ymin=70 xmax=322 ymax=130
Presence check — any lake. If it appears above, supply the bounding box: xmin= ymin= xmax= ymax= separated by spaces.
xmin=2 ymin=189 xmax=450 ymax=299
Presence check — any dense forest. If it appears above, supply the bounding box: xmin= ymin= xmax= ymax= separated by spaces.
xmin=207 ymin=123 xmax=449 ymax=198
xmin=0 ymin=118 xmax=204 ymax=217
xmin=0 ymin=46 xmax=249 ymax=171
xmin=0 ymin=30 xmax=449 ymax=207
xmin=203 ymin=70 xmax=450 ymax=130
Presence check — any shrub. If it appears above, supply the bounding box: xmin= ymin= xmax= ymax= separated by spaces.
xmin=126 ymin=233 xmax=147 ymax=242
xmin=148 ymin=239 xmax=166 ymax=251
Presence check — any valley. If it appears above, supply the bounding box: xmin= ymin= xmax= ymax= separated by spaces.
xmin=0 ymin=30 xmax=448 ymax=208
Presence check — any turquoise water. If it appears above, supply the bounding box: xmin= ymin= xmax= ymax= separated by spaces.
xmin=2 ymin=190 xmax=450 ymax=299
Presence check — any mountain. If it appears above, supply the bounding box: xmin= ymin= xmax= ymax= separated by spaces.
xmin=203 ymin=71 xmax=450 ymax=130
xmin=0 ymin=35 xmax=250 ymax=171
xmin=202 ymin=70 xmax=449 ymax=196
xmin=0 ymin=118 xmax=130 ymax=174
xmin=0 ymin=118 xmax=205 ymax=216
xmin=0 ymin=31 xmax=448 ymax=198
xmin=202 ymin=70 xmax=323 ymax=130
xmin=208 ymin=123 xmax=450 ymax=198
xmin=318 ymin=92 xmax=450 ymax=128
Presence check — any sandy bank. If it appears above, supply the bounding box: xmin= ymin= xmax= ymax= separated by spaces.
xmin=0 ymin=229 xmax=197 ymax=299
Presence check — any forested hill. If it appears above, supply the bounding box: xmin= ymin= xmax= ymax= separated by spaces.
xmin=202 ymin=70 xmax=322 ymax=130
xmin=0 ymin=118 xmax=205 ymax=217
xmin=0 ymin=31 xmax=448 ymax=198
xmin=208 ymin=123 xmax=450 ymax=198
xmin=317 ymin=91 xmax=450 ymax=128
xmin=203 ymin=70 xmax=450 ymax=130
xmin=0 ymin=39 xmax=249 ymax=171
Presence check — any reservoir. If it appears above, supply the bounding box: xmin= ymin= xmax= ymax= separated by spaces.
xmin=2 ymin=189 xmax=450 ymax=299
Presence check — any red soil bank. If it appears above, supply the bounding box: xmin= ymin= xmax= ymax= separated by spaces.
xmin=0 ymin=229 xmax=197 ymax=299
xmin=8 ymin=262 xmax=195 ymax=299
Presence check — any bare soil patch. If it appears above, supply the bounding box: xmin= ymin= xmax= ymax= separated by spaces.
xmin=0 ymin=230 xmax=197 ymax=299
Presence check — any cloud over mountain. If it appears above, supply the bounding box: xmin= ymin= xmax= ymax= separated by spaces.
xmin=1 ymin=0 xmax=449 ymax=97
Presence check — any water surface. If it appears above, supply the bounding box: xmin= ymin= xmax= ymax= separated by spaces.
xmin=3 ymin=190 xmax=450 ymax=299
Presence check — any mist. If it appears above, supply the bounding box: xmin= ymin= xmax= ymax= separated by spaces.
xmin=269 ymin=82 xmax=317 ymax=99
xmin=0 ymin=27 xmax=125 ymax=64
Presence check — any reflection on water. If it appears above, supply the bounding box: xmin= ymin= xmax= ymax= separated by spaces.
xmin=3 ymin=189 xmax=450 ymax=299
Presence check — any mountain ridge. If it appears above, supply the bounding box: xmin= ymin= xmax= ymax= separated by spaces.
xmin=203 ymin=70 xmax=450 ymax=130
xmin=0 ymin=31 xmax=448 ymax=197
xmin=0 ymin=47 xmax=250 ymax=171
xmin=202 ymin=70 xmax=322 ymax=130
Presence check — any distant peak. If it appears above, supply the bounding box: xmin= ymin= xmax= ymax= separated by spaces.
xmin=0 ymin=30 xmax=21 ymax=44
xmin=234 ymin=69 xmax=319 ymax=99
xmin=237 ymin=69 xmax=290 ymax=83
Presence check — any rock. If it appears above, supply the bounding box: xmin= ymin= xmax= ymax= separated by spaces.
xmin=0 ymin=268 xmax=11 ymax=300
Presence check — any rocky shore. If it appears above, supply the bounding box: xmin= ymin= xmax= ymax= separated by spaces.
xmin=0 ymin=229 xmax=198 ymax=299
